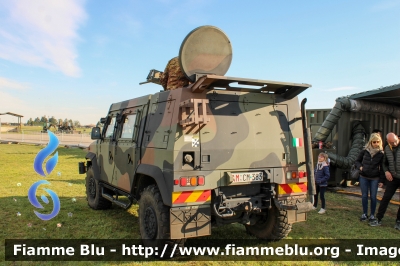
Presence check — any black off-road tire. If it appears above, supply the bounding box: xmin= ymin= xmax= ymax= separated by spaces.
xmin=85 ymin=167 xmax=112 ymax=210
xmin=139 ymin=185 xmax=184 ymax=256
xmin=245 ymin=204 xmax=292 ymax=240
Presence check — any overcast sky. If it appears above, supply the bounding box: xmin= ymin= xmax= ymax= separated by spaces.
xmin=0 ymin=0 xmax=399 ymax=125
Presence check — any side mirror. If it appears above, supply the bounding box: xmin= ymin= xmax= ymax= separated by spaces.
xmin=91 ymin=127 xmax=102 ymax=140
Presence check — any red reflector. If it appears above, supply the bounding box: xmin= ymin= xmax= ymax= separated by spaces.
xmin=174 ymin=180 xmax=179 ymax=185
xmin=180 ymin=177 xmax=187 ymax=186
xmin=298 ymin=171 xmax=304 ymax=178
xmin=198 ymin=176 xmax=205 ymax=186
xmin=304 ymin=171 xmax=307 ymax=177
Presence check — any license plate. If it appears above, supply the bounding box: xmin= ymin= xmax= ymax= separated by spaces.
xmin=231 ymin=172 xmax=263 ymax=183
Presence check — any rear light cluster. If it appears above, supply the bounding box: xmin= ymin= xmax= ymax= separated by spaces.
xmin=286 ymin=171 xmax=307 ymax=180
xmin=174 ymin=176 xmax=205 ymax=186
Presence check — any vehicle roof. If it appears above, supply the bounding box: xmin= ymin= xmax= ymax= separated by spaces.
xmin=349 ymin=83 xmax=400 ymax=105
xmin=109 ymin=75 xmax=311 ymax=111
xmin=109 ymin=94 xmax=151 ymax=112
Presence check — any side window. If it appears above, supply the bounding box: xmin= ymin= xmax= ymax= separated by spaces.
xmin=105 ymin=117 xmax=116 ymax=138
xmin=120 ymin=114 xmax=137 ymax=139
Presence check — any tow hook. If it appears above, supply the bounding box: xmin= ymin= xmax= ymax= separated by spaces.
xmin=242 ymin=202 xmax=253 ymax=225
xmin=213 ymin=203 xmax=234 ymax=217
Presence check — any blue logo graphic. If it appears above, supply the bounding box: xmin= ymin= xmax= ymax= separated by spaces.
xmin=28 ymin=180 xmax=60 ymax=220
xmin=33 ymin=131 xmax=59 ymax=176
xmin=29 ymin=131 xmax=61 ymax=221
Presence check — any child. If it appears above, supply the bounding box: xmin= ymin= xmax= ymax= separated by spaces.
xmin=314 ymin=152 xmax=330 ymax=214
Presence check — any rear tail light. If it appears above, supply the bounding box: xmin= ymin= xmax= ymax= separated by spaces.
xmin=286 ymin=172 xmax=292 ymax=180
xmin=180 ymin=177 xmax=187 ymax=186
xmin=198 ymin=176 xmax=205 ymax=186
xmin=177 ymin=176 xmax=205 ymax=186
xmin=190 ymin=177 xmax=197 ymax=186
xmin=287 ymin=171 xmax=307 ymax=180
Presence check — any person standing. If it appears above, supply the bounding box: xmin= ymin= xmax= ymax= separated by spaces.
xmin=159 ymin=57 xmax=190 ymax=91
xmin=372 ymin=129 xmax=383 ymax=139
xmin=370 ymin=132 xmax=400 ymax=229
xmin=371 ymin=129 xmax=386 ymax=192
xmin=354 ymin=133 xmax=385 ymax=222
xmin=313 ymin=153 xmax=330 ymax=214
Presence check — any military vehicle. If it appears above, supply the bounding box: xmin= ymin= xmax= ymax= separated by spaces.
xmin=58 ymin=122 xmax=72 ymax=131
xmin=41 ymin=122 xmax=57 ymax=133
xmin=58 ymin=122 xmax=81 ymax=134
xmin=79 ymin=26 xmax=315 ymax=250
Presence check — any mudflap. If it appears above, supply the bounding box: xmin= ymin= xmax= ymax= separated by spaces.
xmin=170 ymin=204 xmax=211 ymax=239
xmin=286 ymin=209 xmax=306 ymax=223
xmin=273 ymin=197 xmax=312 ymax=224
xmin=296 ymin=201 xmax=314 ymax=213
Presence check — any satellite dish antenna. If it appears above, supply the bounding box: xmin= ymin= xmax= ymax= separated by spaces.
xmin=179 ymin=25 xmax=233 ymax=82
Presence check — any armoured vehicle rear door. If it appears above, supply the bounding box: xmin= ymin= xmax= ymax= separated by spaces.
xmin=112 ymin=106 xmax=144 ymax=192
xmin=244 ymin=101 xmax=291 ymax=167
xmin=199 ymin=92 xmax=290 ymax=170
xmin=99 ymin=113 xmax=118 ymax=183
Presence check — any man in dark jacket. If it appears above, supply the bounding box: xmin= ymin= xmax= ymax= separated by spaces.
xmin=370 ymin=132 xmax=400 ymax=229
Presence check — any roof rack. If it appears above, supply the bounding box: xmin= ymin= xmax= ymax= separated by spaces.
xmin=190 ymin=74 xmax=311 ymax=100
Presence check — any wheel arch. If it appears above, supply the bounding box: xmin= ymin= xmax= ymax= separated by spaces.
xmin=85 ymin=161 xmax=112 ymax=210
xmin=85 ymin=152 xmax=101 ymax=180
xmin=134 ymin=164 xmax=171 ymax=206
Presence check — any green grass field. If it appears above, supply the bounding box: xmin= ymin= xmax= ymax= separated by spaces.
xmin=2 ymin=126 xmax=91 ymax=134
xmin=1 ymin=143 xmax=399 ymax=266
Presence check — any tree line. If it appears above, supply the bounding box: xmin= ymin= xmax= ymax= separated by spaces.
xmin=26 ymin=116 xmax=81 ymax=127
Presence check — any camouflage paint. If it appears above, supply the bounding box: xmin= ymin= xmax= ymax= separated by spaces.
xmin=89 ymin=75 xmax=310 ymax=207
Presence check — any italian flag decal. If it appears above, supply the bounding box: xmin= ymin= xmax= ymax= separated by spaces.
xmin=292 ymin=138 xmax=303 ymax=147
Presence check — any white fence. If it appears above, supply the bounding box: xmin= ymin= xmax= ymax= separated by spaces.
xmin=0 ymin=131 xmax=93 ymax=148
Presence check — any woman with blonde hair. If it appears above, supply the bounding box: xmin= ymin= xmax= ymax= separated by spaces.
xmin=355 ymin=133 xmax=385 ymax=222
